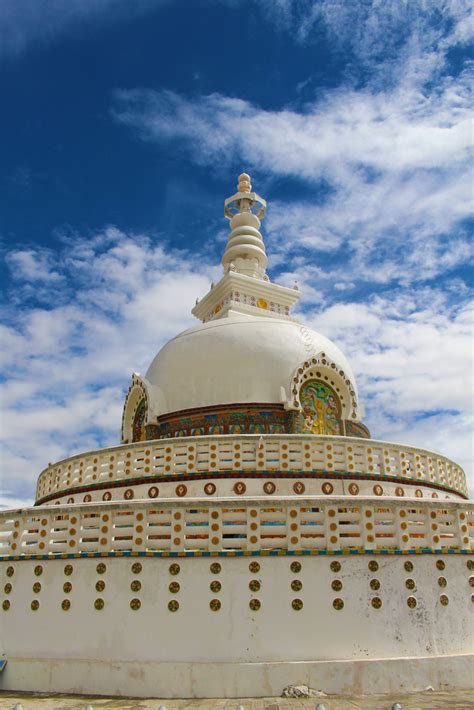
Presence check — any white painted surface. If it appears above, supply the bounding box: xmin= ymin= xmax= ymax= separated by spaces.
xmin=1 ymin=654 xmax=472 ymax=697
xmin=144 ymin=316 xmax=357 ymax=417
xmin=1 ymin=555 xmax=472 ymax=674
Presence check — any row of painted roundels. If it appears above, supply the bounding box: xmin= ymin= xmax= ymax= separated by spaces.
xmin=61 ymin=482 xmax=444 ymax=504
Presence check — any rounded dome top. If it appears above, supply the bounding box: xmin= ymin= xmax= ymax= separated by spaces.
xmin=145 ymin=313 xmax=357 ymax=417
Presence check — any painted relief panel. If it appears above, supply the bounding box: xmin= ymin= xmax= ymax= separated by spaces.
xmin=300 ymin=379 xmax=342 ymax=435
xmin=132 ymin=399 xmax=147 ymax=443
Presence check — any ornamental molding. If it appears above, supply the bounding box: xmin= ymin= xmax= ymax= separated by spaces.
xmin=289 ymin=354 xmax=359 ymax=420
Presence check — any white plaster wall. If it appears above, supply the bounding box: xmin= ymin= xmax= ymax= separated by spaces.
xmin=2 ymin=555 xmax=472 ymax=665
xmin=145 ymin=315 xmax=356 ymax=415
xmin=44 ymin=478 xmax=463 ymax=506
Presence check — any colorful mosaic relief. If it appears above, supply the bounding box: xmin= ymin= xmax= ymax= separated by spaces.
xmin=132 ymin=399 xmax=147 ymax=443
xmin=300 ymin=380 xmax=342 ymax=435
xmin=145 ymin=404 xmax=289 ymax=440
xmin=345 ymin=420 xmax=371 ymax=439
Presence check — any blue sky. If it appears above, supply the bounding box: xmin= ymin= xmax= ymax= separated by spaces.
xmin=0 ymin=0 xmax=473 ymax=507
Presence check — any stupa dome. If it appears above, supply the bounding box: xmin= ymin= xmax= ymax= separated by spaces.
xmin=121 ymin=174 xmax=366 ymax=442
xmin=145 ymin=313 xmax=358 ymax=416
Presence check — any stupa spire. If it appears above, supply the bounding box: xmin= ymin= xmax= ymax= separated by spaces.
xmin=222 ymin=173 xmax=268 ymax=279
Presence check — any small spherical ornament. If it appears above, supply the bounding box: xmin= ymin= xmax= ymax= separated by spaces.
xmin=333 ymin=598 xmax=344 ymax=610
xmin=96 ymin=563 xmax=106 ymax=575
xmin=407 ymin=596 xmax=417 ymax=608
xmin=290 ymin=561 xmax=302 ymax=573
xmin=291 ymin=579 xmax=303 ymax=592
xmin=148 ymin=486 xmax=159 ymax=498
xmin=34 ymin=565 xmax=43 ymax=577
xmin=438 ymin=577 xmax=447 ymax=588
xmin=330 ymin=560 xmax=341 ymax=573
xmin=130 ymin=598 xmax=141 ymax=610
xmin=373 ymin=484 xmax=383 ymax=496
xmin=61 ymin=599 xmax=71 ymax=611
xmin=371 ymin=597 xmax=382 ymax=609
xmin=249 ymin=561 xmax=260 ymax=573
xmin=210 ymin=599 xmax=221 ymax=611
xmin=404 ymin=561 xmax=414 ymax=573
xmin=32 ymin=582 xmax=41 ymax=594
xmin=370 ymin=579 xmax=381 ymax=591
xmin=168 ymin=600 xmax=179 ymax=612
xmin=64 ymin=564 xmax=73 ymax=576
xmin=210 ymin=562 xmax=221 ymax=574
xmin=4 ymin=583 xmax=12 ymax=594
xmin=249 ymin=598 xmax=261 ymax=611
xmin=292 ymin=598 xmax=303 ymax=611
xmin=293 ymin=481 xmax=305 ymax=494
xmin=169 ymin=582 xmax=180 ymax=594
xmin=405 ymin=578 xmax=416 ymax=590
xmin=63 ymin=582 xmax=72 ymax=593
xmin=469 ymin=576 xmax=474 ymax=588
xmin=467 ymin=559 xmax=474 ymax=571
xmin=2 ymin=600 xmax=11 ymax=611
xmin=131 ymin=580 xmax=142 ymax=592
xmin=331 ymin=579 xmax=343 ymax=592
xmin=169 ymin=563 xmax=180 ymax=576
xmin=436 ymin=559 xmax=445 ymax=571
xmin=31 ymin=600 xmax=40 ymax=611
xmin=132 ymin=562 xmax=142 ymax=574
xmin=368 ymin=560 xmax=379 ymax=572
xmin=6 ymin=566 xmax=14 ymax=577
xmin=210 ymin=580 xmax=221 ymax=593
xmin=95 ymin=580 xmax=105 ymax=593
xmin=440 ymin=594 xmax=449 ymax=606
xmin=249 ymin=579 xmax=261 ymax=592
xmin=94 ymin=598 xmax=104 ymax=610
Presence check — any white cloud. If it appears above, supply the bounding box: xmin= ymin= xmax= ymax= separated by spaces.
xmin=0 ymin=0 xmax=167 ymax=60
xmin=0 ymin=228 xmax=214 ymax=506
xmin=0 ymin=229 xmax=472 ymax=507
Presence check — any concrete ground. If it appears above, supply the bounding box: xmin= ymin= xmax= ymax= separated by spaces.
xmin=1 ymin=691 xmax=474 ymax=710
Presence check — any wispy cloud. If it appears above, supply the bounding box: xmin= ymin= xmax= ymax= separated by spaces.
xmin=1 ymin=229 xmax=472 ymax=506
xmin=0 ymin=0 xmax=166 ymax=60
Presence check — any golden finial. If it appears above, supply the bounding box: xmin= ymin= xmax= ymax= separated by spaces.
xmin=238 ymin=172 xmax=252 ymax=194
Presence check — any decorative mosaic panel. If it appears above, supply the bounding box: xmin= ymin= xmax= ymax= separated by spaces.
xmin=145 ymin=403 xmax=291 ymax=440
xmin=345 ymin=420 xmax=371 ymax=439
xmin=300 ymin=380 xmax=342 ymax=435
xmin=132 ymin=399 xmax=147 ymax=443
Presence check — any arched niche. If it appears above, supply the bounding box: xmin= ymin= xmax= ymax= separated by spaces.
xmin=121 ymin=375 xmax=150 ymax=443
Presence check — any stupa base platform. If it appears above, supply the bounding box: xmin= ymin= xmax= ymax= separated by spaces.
xmin=1 ymin=654 xmax=473 ymax=698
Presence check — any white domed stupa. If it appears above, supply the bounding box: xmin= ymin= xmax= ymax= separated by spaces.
xmin=0 ymin=174 xmax=472 ymax=699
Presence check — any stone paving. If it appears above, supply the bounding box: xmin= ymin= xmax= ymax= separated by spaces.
xmin=1 ymin=691 xmax=474 ymax=710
